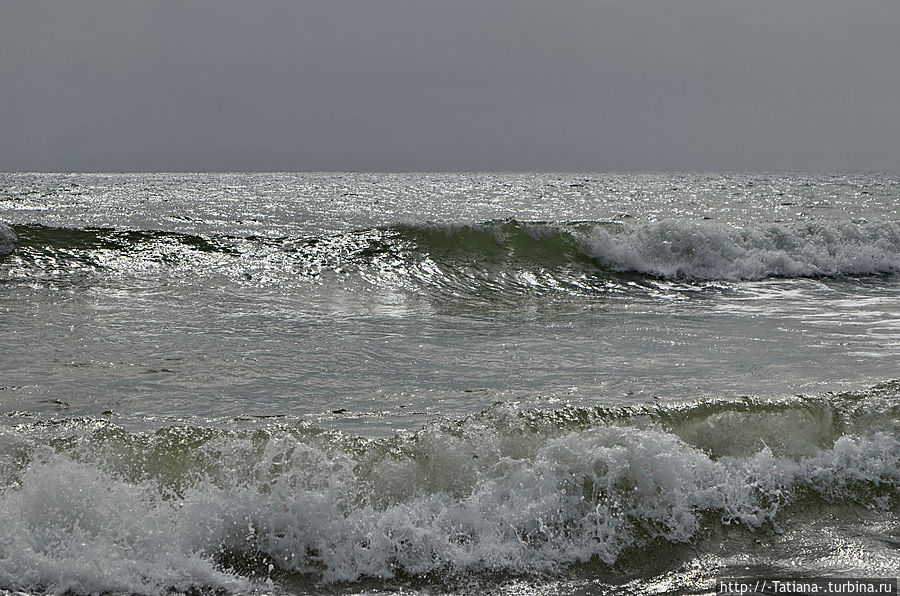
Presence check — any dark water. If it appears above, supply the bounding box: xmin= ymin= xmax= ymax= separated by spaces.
xmin=0 ymin=173 xmax=898 ymax=594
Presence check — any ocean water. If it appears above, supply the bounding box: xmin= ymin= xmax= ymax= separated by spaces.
xmin=0 ymin=172 xmax=898 ymax=595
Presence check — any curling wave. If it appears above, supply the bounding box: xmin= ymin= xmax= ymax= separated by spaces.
xmin=0 ymin=383 xmax=898 ymax=593
xmin=4 ymin=220 xmax=900 ymax=290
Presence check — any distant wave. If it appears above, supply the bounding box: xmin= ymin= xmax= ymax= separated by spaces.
xmin=4 ymin=220 xmax=900 ymax=290
xmin=1 ymin=382 xmax=898 ymax=593
xmin=0 ymin=222 xmax=15 ymax=256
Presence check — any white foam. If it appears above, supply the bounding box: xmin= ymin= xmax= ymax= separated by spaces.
xmin=0 ymin=449 xmax=250 ymax=594
xmin=0 ymin=222 xmax=16 ymax=256
xmin=583 ymin=220 xmax=900 ymax=280
xmin=0 ymin=420 xmax=896 ymax=592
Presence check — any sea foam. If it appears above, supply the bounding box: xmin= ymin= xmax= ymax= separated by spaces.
xmin=1 ymin=395 xmax=897 ymax=593
xmin=583 ymin=220 xmax=900 ymax=280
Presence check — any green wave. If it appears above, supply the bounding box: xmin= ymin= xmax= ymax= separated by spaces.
xmin=10 ymin=224 xmax=237 ymax=255
xmin=4 ymin=219 xmax=900 ymax=290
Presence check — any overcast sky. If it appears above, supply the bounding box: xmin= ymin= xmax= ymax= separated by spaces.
xmin=1 ymin=1 xmax=899 ymax=172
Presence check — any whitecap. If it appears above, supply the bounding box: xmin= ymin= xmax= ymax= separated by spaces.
xmin=584 ymin=220 xmax=900 ymax=280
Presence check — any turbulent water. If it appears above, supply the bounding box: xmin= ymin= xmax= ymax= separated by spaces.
xmin=0 ymin=172 xmax=898 ymax=595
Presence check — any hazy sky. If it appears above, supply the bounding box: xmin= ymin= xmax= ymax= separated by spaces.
xmin=2 ymin=1 xmax=899 ymax=172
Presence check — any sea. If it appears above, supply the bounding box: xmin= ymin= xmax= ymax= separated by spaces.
xmin=0 ymin=172 xmax=898 ymax=595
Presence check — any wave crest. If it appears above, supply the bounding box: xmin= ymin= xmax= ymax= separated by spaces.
xmin=4 ymin=220 xmax=900 ymax=291
xmin=585 ymin=220 xmax=900 ymax=280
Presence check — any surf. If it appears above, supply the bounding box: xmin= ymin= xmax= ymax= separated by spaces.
xmin=1 ymin=383 xmax=897 ymax=593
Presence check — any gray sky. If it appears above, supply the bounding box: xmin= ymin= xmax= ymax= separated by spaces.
xmin=1 ymin=0 xmax=899 ymax=172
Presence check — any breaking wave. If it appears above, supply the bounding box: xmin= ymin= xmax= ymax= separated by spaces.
xmin=1 ymin=383 xmax=898 ymax=593
xmin=3 ymin=219 xmax=900 ymax=289
xmin=586 ymin=220 xmax=900 ymax=280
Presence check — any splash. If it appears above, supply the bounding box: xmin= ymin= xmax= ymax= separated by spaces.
xmin=585 ymin=220 xmax=900 ymax=280
xmin=1 ymin=387 xmax=897 ymax=593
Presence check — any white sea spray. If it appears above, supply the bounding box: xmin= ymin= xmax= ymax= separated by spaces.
xmin=0 ymin=409 xmax=897 ymax=593
xmin=584 ymin=220 xmax=900 ymax=280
